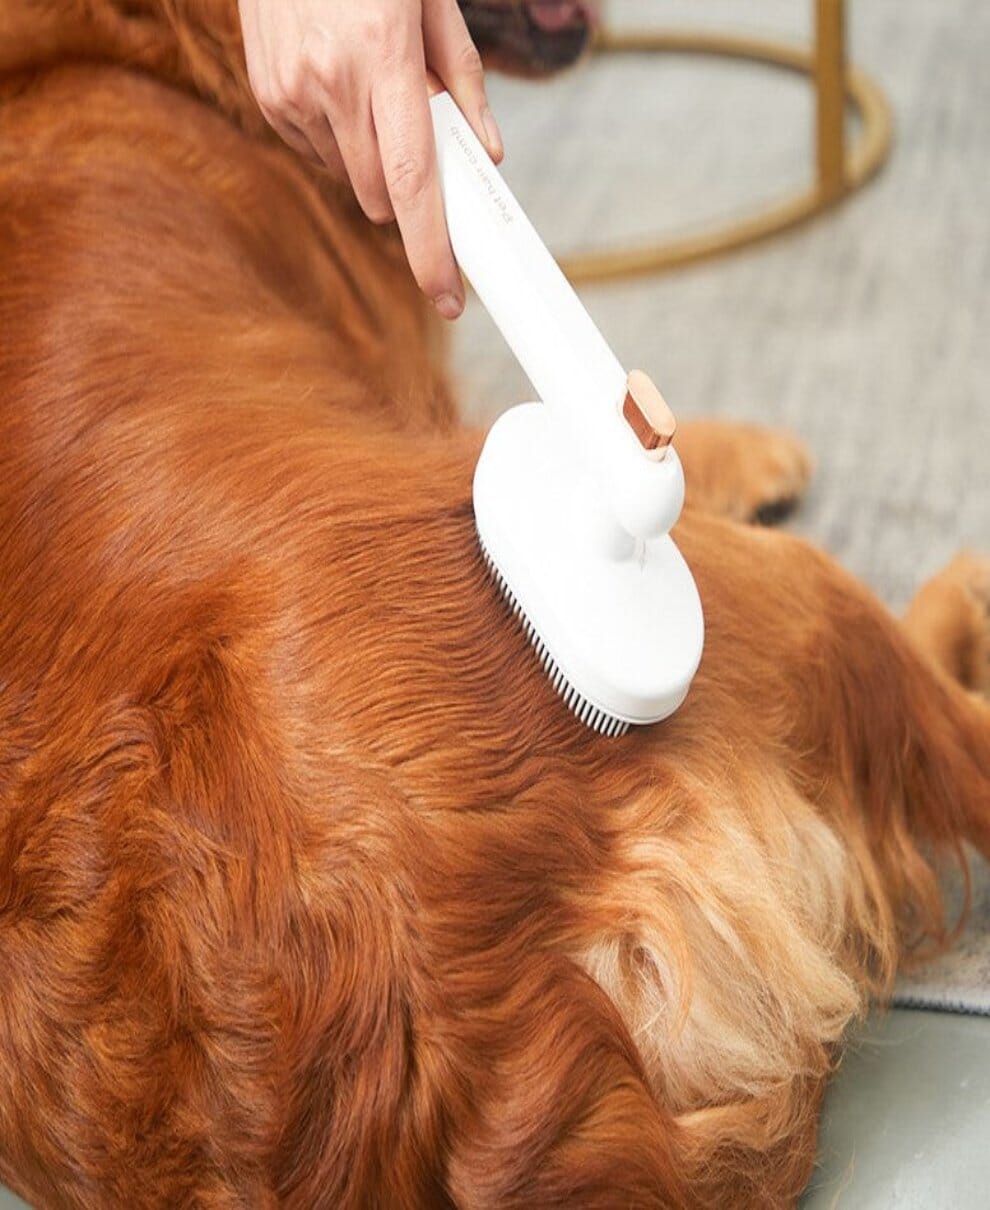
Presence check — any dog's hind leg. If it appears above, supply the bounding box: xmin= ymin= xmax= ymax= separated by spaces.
xmin=902 ymin=553 xmax=990 ymax=697
xmin=820 ymin=555 xmax=990 ymax=887
xmin=674 ymin=420 xmax=814 ymax=524
xmin=675 ymin=517 xmax=990 ymax=948
xmin=897 ymin=553 xmax=990 ymax=861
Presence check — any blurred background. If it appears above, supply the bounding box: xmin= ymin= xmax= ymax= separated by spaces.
xmin=455 ymin=0 xmax=988 ymax=611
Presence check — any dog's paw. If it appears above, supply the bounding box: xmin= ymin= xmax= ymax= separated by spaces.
xmin=677 ymin=420 xmax=814 ymax=524
xmin=947 ymin=553 xmax=990 ymax=696
xmin=905 ymin=553 xmax=990 ymax=695
xmin=745 ymin=429 xmax=815 ymax=526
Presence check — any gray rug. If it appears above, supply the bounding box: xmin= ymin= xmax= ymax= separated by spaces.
xmin=894 ymin=851 xmax=990 ymax=1015
xmin=453 ymin=0 xmax=990 ymax=1012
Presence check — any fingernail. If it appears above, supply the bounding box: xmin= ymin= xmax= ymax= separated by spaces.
xmin=482 ymin=107 xmax=503 ymax=162
xmin=434 ymin=292 xmax=464 ymax=321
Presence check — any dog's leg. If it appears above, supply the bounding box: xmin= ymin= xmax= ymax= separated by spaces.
xmin=902 ymin=553 xmax=990 ymax=696
xmin=779 ymin=546 xmax=990 ymax=889
xmin=675 ymin=419 xmax=813 ymax=524
xmin=670 ymin=514 xmax=990 ymax=943
xmin=897 ymin=553 xmax=990 ymax=862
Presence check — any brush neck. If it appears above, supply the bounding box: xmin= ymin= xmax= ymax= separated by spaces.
xmin=431 ymin=90 xmax=682 ymax=541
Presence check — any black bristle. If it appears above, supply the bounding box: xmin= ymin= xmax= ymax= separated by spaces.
xmin=478 ymin=533 xmax=631 ymax=738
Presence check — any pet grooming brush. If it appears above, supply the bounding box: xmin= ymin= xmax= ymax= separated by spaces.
xmin=430 ymin=88 xmax=704 ymax=735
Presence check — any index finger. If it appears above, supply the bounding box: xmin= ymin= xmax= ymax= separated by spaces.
xmin=371 ymin=59 xmax=463 ymax=319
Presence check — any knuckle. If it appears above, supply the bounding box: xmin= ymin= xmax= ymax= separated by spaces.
xmin=315 ymin=60 xmax=344 ymax=102
xmin=273 ymin=62 xmax=307 ymax=113
xmin=254 ymin=82 xmax=278 ymax=115
xmin=420 ymin=273 xmax=451 ymax=302
xmin=415 ymin=258 xmax=454 ymax=300
xmin=365 ymin=202 xmax=394 ymax=225
xmin=359 ymin=11 xmax=393 ymax=52
xmin=386 ymin=154 xmax=429 ymax=204
xmin=300 ymin=28 xmax=339 ymax=91
xmin=245 ymin=61 xmax=271 ymax=110
xmin=357 ymin=179 xmax=393 ymax=224
xmin=455 ymin=40 xmax=483 ymax=77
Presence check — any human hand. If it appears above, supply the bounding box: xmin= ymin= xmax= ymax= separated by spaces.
xmin=238 ymin=0 xmax=504 ymax=319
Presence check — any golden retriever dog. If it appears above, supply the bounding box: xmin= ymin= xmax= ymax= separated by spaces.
xmin=1 ymin=2 xmax=988 ymax=1206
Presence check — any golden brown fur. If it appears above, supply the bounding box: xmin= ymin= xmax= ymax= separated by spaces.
xmin=1 ymin=3 xmax=989 ymax=1206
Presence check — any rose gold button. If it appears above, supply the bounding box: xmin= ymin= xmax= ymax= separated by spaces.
xmin=622 ymin=370 xmax=676 ymax=453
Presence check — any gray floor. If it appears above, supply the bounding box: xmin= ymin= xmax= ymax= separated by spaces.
xmin=803 ymin=1010 xmax=990 ymax=1209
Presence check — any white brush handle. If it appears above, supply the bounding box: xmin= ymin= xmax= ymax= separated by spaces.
xmin=430 ymin=89 xmax=683 ymax=542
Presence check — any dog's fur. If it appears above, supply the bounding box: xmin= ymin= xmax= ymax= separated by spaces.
xmin=1 ymin=3 xmax=989 ymax=1206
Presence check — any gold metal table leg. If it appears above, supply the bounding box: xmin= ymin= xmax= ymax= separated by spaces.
xmin=816 ymin=0 xmax=846 ymax=200
xmin=557 ymin=1 xmax=893 ymax=285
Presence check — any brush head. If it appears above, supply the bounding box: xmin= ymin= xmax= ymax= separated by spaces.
xmin=478 ymin=535 xmax=632 ymax=736
xmin=474 ymin=403 xmax=705 ymax=734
